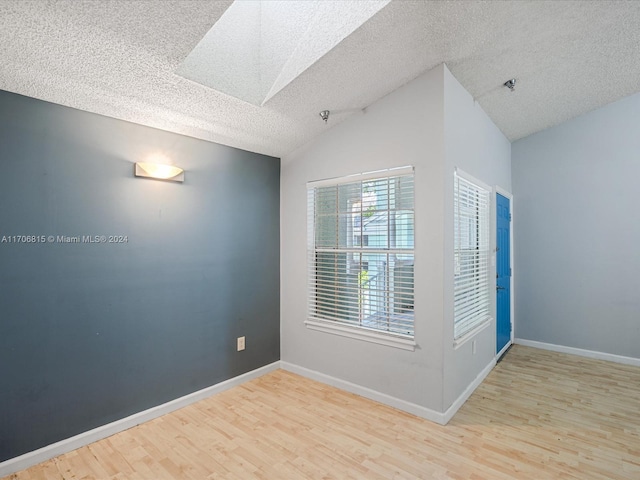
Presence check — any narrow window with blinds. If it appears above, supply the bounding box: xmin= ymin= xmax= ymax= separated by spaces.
xmin=454 ymin=169 xmax=491 ymax=340
xmin=307 ymin=167 xmax=415 ymax=343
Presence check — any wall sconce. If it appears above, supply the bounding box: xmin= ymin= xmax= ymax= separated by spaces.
xmin=135 ymin=162 xmax=184 ymax=182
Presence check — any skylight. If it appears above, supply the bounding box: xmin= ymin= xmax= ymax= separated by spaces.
xmin=176 ymin=0 xmax=390 ymax=106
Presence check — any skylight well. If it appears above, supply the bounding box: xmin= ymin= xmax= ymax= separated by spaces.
xmin=176 ymin=0 xmax=390 ymax=106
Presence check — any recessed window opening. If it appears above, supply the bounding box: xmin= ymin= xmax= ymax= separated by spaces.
xmin=454 ymin=169 xmax=491 ymax=340
xmin=307 ymin=167 xmax=415 ymax=338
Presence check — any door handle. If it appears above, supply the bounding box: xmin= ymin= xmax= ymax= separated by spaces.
xmin=496 ymin=286 xmax=506 ymax=290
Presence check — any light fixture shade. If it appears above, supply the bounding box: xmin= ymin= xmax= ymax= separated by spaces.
xmin=135 ymin=162 xmax=184 ymax=182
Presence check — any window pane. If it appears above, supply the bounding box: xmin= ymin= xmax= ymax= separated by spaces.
xmin=308 ymin=170 xmax=415 ymax=338
xmin=338 ymin=182 xmax=361 ymax=213
xmin=315 ymin=186 xmax=337 ymax=214
xmin=314 ymin=252 xmax=357 ymax=323
xmin=394 ymin=211 xmax=414 ymax=249
xmin=362 ymin=210 xmax=388 ymax=249
xmin=454 ymin=171 xmax=490 ymax=339
xmin=315 ymin=214 xmax=337 ymax=248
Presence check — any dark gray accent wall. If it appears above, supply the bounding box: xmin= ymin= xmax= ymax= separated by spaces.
xmin=512 ymin=92 xmax=640 ymax=358
xmin=0 ymin=90 xmax=280 ymax=462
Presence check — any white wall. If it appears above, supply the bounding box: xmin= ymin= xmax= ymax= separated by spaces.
xmin=281 ymin=65 xmax=446 ymax=413
xmin=280 ymin=63 xmax=512 ymax=417
xmin=442 ymin=67 xmax=512 ymax=409
xmin=512 ymin=92 xmax=640 ymax=358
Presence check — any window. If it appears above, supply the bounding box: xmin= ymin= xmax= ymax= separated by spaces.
xmin=454 ymin=169 xmax=491 ymax=340
xmin=307 ymin=167 xmax=415 ymax=346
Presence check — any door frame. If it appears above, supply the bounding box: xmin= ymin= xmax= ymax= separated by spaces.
xmin=495 ymin=186 xmax=514 ymax=359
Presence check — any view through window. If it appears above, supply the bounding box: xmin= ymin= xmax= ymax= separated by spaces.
xmin=307 ymin=168 xmax=415 ymax=337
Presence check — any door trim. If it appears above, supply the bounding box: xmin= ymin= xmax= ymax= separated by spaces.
xmin=495 ymin=186 xmax=514 ymax=358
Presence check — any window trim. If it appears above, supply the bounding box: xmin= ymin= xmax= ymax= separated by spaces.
xmin=304 ymin=319 xmax=417 ymax=351
xmin=453 ymin=317 xmax=491 ymax=349
xmin=306 ymin=166 xmax=416 ymax=350
xmin=307 ymin=165 xmax=414 ymax=189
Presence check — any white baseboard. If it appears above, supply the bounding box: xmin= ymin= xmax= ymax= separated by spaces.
xmin=3 ymin=357 xmax=505 ymax=478
xmin=282 ymin=362 xmax=446 ymax=425
xmin=0 ymin=361 xmax=280 ymax=478
xmin=281 ymin=360 xmax=496 ymax=426
xmin=442 ymin=358 xmax=496 ymax=424
xmin=514 ymin=339 xmax=640 ymax=367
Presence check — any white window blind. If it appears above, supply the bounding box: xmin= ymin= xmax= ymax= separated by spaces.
xmin=454 ymin=170 xmax=491 ymax=339
xmin=307 ymin=167 xmax=415 ymax=338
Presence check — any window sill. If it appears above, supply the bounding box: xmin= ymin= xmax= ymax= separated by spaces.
xmin=305 ymin=319 xmax=416 ymax=351
xmin=453 ymin=318 xmax=492 ymax=349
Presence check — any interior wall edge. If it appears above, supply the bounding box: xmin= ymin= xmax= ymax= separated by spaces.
xmin=442 ymin=357 xmax=496 ymax=424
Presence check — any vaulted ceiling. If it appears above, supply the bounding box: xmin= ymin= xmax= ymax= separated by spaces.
xmin=1 ymin=1 xmax=639 ymax=158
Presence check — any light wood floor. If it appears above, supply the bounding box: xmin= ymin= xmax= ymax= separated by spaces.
xmin=5 ymin=345 xmax=640 ymax=479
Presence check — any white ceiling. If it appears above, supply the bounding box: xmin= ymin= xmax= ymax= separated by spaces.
xmin=1 ymin=1 xmax=639 ymax=159
xmin=177 ymin=0 xmax=391 ymax=106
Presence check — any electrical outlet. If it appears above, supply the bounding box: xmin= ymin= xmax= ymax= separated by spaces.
xmin=237 ymin=336 xmax=245 ymax=351
xmin=472 ymin=340 xmax=477 ymax=355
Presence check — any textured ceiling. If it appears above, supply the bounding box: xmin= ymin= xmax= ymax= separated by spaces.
xmin=1 ymin=1 xmax=639 ymax=158
xmin=177 ymin=0 xmax=390 ymax=106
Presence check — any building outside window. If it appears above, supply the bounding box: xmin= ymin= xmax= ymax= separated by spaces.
xmin=307 ymin=167 xmax=415 ymax=339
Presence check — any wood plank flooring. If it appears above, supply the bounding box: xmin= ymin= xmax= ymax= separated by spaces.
xmin=5 ymin=345 xmax=640 ymax=479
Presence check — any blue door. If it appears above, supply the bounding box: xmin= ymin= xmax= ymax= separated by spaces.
xmin=496 ymin=193 xmax=511 ymax=354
